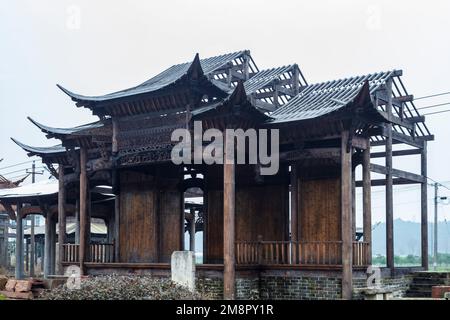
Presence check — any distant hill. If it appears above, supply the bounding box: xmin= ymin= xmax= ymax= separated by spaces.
xmin=372 ymin=219 xmax=450 ymax=256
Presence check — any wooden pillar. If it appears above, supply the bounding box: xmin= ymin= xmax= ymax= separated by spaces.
xmin=290 ymin=163 xmax=298 ymax=242
xmin=15 ymin=203 xmax=24 ymax=279
xmin=421 ymin=141 xmax=428 ymax=269
xmin=362 ymin=142 xmax=372 ymax=265
xmin=79 ymin=147 xmax=88 ymax=275
xmin=352 ymin=169 xmax=356 ymax=237
xmin=385 ymin=81 xmax=394 ymax=274
xmin=44 ymin=212 xmax=52 ymax=278
xmin=30 ymin=215 xmax=35 ymax=277
xmin=341 ymin=131 xmax=353 ymax=300
xmin=75 ymin=200 xmax=80 ymax=244
xmin=57 ymin=165 xmax=66 ymax=275
xmin=189 ymin=209 xmax=196 ymax=252
xmin=223 ymin=134 xmax=236 ymax=300
xmin=25 ymin=238 xmax=29 ymax=273
xmin=49 ymin=216 xmax=56 ymax=275
xmin=114 ymin=195 xmax=120 ymax=262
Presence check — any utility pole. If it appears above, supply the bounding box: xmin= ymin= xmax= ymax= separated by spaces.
xmin=26 ymin=160 xmax=43 ymax=277
xmin=434 ymin=182 xmax=438 ymax=271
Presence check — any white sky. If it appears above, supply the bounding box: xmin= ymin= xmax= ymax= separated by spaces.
xmin=1 ymin=0 xmax=450 ymax=224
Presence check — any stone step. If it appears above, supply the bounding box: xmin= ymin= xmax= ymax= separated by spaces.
xmin=405 ymin=291 xmax=432 ymax=298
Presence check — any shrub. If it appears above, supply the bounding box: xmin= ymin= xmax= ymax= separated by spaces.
xmin=40 ymin=275 xmax=211 ymax=300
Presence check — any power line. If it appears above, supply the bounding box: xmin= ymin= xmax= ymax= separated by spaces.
xmin=415 ymin=91 xmax=450 ymax=101
xmin=427 ymin=177 xmax=450 ymax=191
xmin=0 ymin=166 xmax=45 ymax=176
xmin=0 ymin=159 xmax=41 ymax=171
xmin=416 ymin=102 xmax=450 ymax=110
xmin=422 ymin=109 xmax=450 ymax=116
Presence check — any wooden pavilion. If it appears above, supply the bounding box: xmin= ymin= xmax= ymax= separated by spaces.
xmin=5 ymin=50 xmax=433 ymax=299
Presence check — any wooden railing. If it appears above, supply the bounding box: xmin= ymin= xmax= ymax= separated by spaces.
xmin=63 ymin=243 xmax=80 ymax=263
xmin=352 ymin=241 xmax=370 ymax=266
xmin=89 ymin=243 xmax=115 ymax=263
xmin=62 ymin=243 xmax=115 ymax=264
xmin=236 ymin=240 xmax=370 ymax=267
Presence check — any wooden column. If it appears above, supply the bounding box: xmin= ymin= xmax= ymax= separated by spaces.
xmin=290 ymin=163 xmax=298 ymax=242
xmin=79 ymin=147 xmax=88 ymax=274
xmin=421 ymin=141 xmax=428 ymax=269
xmin=50 ymin=216 xmax=56 ymax=275
xmin=341 ymin=131 xmax=353 ymax=300
xmin=29 ymin=215 xmax=35 ymax=276
xmin=75 ymin=200 xmax=80 ymax=244
xmin=223 ymin=134 xmax=236 ymax=300
xmin=189 ymin=209 xmax=196 ymax=252
xmin=15 ymin=203 xmax=24 ymax=279
xmin=352 ymin=170 xmax=356 ymax=237
xmin=362 ymin=142 xmax=372 ymax=265
xmin=385 ymin=80 xmax=394 ymax=274
xmin=25 ymin=238 xmax=29 ymax=273
xmin=44 ymin=212 xmax=52 ymax=278
xmin=57 ymin=165 xmax=66 ymax=274
xmin=114 ymin=195 xmax=120 ymax=262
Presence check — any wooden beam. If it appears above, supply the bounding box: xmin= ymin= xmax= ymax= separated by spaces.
xmin=421 ymin=141 xmax=428 ymax=269
xmin=341 ymin=131 xmax=353 ymax=300
xmin=352 ymin=136 xmax=368 ymax=150
xmin=223 ymin=134 xmax=235 ymax=300
xmin=79 ymin=147 xmax=87 ymax=275
xmin=356 ymin=178 xmax=420 ymax=187
xmin=362 ymin=143 xmax=372 ymax=265
xmin=370 ymin=149 xmax=421 ymax=158
xmin=370 ymin=163 xmax=426 ymax=183
xmin=57 ymin=165 xmax=66 ymax=275
xmin=378 ymin=111 xmax=415 ymax=130
xmin=393 ymin=95 xmax=414 ymax=103
xmin=281 ymin=147 xmax=341 ymax=161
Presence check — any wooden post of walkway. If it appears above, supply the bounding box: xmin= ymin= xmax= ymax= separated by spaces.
xmin=421 ymin=141 xmax=428 ymax=269
xmin=362 ymin=140 xmax=372 ymax=265
xmin=15 ymin=202 xmax=24 ymax=279
xmin=223 ymin=133 xmax=236 ymax=300
xmin=79 ymin=147 xmax=88 ymax=275
xmin=341 ymin=131 xmax=353 ymax=300
xmin=57 ymin=165 xmax=66 ymax=274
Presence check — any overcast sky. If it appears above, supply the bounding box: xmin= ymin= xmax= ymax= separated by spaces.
xmin=1 ymin=0 xmax=450 ymax=225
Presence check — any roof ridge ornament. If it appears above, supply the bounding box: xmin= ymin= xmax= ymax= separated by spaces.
xmin=186 ymin=53 xmax=203 ymax=80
